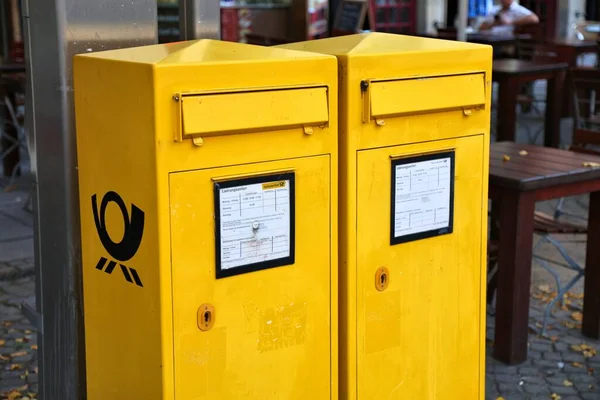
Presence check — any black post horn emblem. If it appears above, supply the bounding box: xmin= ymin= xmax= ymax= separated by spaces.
xmin=92 ymin=191 xmax=145 ymax=287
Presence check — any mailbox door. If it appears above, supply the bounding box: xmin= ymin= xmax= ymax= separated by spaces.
xmin=356 ymin=135 xmax=485 ymax=399
xmin=170 ymin=155 xmax=332 ymax=400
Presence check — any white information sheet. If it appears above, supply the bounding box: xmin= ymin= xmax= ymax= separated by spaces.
xmin=393 ymin=156 xmax=452 ymax=239
xmin=218 ymin=179 xmax=292 ymax=270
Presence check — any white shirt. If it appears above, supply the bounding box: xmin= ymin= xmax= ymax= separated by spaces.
xmin=486 ymin=2 xmax=533 ymax=24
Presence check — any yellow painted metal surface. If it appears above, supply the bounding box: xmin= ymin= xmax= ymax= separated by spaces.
xmin=368 ymin=73 xmax=486 ymax=118
xmin=74 ymin=39 xmax=338 ymax=400
xmin=279 ymin=33 xmax=492 ymax=399
xmin=179 ymin=87 xmax=329 ymax=139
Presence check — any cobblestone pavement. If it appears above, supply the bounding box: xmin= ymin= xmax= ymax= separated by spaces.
xmin=0 ymin=271 xmax=37 ymax=400
xmin=486 ymin=294 xmax=600 ymax=400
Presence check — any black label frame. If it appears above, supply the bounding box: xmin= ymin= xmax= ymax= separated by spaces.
xmin=214 ymin=172 xmax=296 ymax=279
xmin=390 ymin=151 xmax=455 ymax=245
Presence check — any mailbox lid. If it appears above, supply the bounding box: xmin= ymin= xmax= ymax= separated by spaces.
xmin=179 ymin=86 xmax=329 ymax=138
xmin=356 ymin=135 xmax=485 ymax=398
xmin=369 ymin=73 xmax=486 ymax=118
xmin=169 ymin=155 xmax=334 ymax=399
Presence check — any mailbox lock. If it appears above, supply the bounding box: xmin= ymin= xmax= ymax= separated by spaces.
xmin=197 ymin=303 xmax=215 ymax=331
xmin=375 ymin=267 xmax=390 ymax=291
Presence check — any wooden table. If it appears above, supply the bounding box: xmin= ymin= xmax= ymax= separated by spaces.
xmin=489 ymin=142 xmax=600 ymax=365
xmin=493 ymin=59 xmax=568 ymax=148
xmin=548 ymin=39 xmax=599 ymax=117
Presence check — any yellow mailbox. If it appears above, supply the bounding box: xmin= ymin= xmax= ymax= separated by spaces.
xmin=74 ymin=40 xmax=338 ymax=400
xmin=280 ymin=33 xmax=492 ymax=399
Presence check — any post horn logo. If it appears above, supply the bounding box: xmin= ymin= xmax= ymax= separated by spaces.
xmin=92 ymin=191 xmax=145 ymax=287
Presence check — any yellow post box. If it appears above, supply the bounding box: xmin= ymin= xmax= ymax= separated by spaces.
xmin=73 ymin=40 xmax=338 ymax=400
xmin=280 ymin=33 xmax=492 ymax=399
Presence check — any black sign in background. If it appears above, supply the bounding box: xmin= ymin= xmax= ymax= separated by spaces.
xmin=333 ymin=0 xmax=368 ymax=34
xmin=214 ymin=172 xmax=296 ymax=279
xmin=390 ymin=151 xmax=455 ymax=245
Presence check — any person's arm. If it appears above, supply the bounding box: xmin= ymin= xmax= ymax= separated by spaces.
xmin=511 ymin=12 xmax=539 ymax=26
xmin=478 ymin=14 xmax=497 ymax=31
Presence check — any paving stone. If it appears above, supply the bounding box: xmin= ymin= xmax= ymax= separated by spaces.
xmin=26 ymin=373 xmax=38 ymax=384
xmin=531 ymin=342 xmax=553 ymax=352
xmin=13 ymin=353 xmax=33 ymax=363
xmin=567 ymin=373 xmax=596 ymax=383
xmin=495 ymin=374 xmax=518 ymax=384
xmin=543 ymin=351 xmax=564 ymax=361
xmin=520 ymin=375 xmax=546 ymax=385
xmin=549 ymin=385 xmax=578 ymax=395
xmin=561 ymin=351 xmax=586 ymax=363
xmin=581 ymin=393 xmax=600 ymax=400
xmin=574 ymin=381 xmax=596 ymax=392
xmin=0 ymin=378 xmax=26 ymax=390
xmin=497 ymin=382 xmax=522 ymax=394
xmin=494 ymin=365 xmax=519 ymax=374
xmin=523 ymin=383 xmax=550 ymax=395
xmin=518 ymin=367 xmax=543 ymax=377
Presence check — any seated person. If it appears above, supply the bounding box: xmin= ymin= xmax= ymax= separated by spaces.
xmin=478 ymin=0 xmax=539 ymax=34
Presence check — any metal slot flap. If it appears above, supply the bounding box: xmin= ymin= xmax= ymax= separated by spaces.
xmin=368 ymin=73 xmax=485 ymax=119
xmin=179 ymin=87 xmax=329 ymax=140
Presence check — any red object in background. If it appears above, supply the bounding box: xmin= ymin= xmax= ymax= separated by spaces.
xmin=368 ymin=0 xmax=416 ymax=34
xmin=221 ymin=9 xmax=240 ymax=42
xmin=9 ymin=41 xmax=24 ymax=63
xmin=308 ymin=6 xmax=328 ymax=39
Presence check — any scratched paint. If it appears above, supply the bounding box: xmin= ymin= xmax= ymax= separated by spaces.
xmin=257 ymin=301 xmax=307 ymax=353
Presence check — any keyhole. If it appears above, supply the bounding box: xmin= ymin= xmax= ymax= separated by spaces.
xmin=204 ymin=311 xmax=211 ymax=324
xmin=381 ymin=273 xmax=386 ymax=285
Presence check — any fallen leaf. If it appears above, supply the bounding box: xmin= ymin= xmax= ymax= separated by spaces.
xmin=551 ymin=394 xmax=561 ymax=400
xmin=588 ymin=367 xmax=595 ymax=375
xmin=519 ymin=150 xmax=528 ymax=156
xmin=571 ymin=311 xmax=583 ymax=322
xmin=589 ymin=384 xmax=594 ymax=390
xmin=583 ymin=350 xmax=595 ymax=358
xmin=496 ymin=397 xmax=505 ymax=400
xmin=7 ymin=390 xmax=20 ymax=400
xmin=503 ymin=154 xmax=511 ymax=162
xmin=24 ymin=330 xmax=32 ymax=335
xmin=0 ymin=339 xmax=5 ymax=346
xmin=572 ymin=361 xmax=584 ymax=368
xmin=2 ymin=321 xmax=13 ymax=327
xmin=536 ymin=322 xmax=543 ymax=328
xmin=15 ymin=338 xmax=23 ymax=344
xmin=550 ymin=336 xmax=559 ymax=343
xmin=30 ymin=345 xmax=37 ymax=350
xmin=562 ymin=321 xmax=577 ymax=329
xmin=10 ymin=351 xmax=27 ymax=358
xmin=571 ymin=344 xmax=584 ymax=352
xmin=563 ymin=379 xmax=573 ymax=387
xmin=0 ymin=354 xmax=8 ymax=361
xmin=9 ymin=364 xmax=22 ymax=370
xmin=583 ymin=161 xmax=600 ymax=168
xmin=538 ymin=284 xmax=552 ymax=293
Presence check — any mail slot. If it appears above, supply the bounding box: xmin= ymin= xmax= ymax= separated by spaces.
xmin=280 ymin=33 xmax=492 ymax=399
xmin=74 ymin=39 xmax=338 ymax=400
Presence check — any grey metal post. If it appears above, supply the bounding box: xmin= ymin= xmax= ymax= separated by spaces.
xmin=21 ymin=0 xmax=156 ymax=398
xmin=457 ymin=0 xmax=468 ymax=41
xmin=179 ymin=0 xmax=221 ymax=40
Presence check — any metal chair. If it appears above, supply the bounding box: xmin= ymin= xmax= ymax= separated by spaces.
xmin=513 ymin=24 xmax=556 ymax=144
xmin=554 ymin=67 xmax=600 ymax=220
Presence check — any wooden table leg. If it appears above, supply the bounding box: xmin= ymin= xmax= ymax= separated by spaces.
xmin=545 ymin=70 xmax=565 ymax=148
xmin=496 ymin=76 xmax=519 ymax=142
xmin=493 ymin=189 xmax=536 ymax=365
xmin=583 ymin=190 xmax=600 ymax=339
xmin=559 ymin=48 xmax=577 ymax=119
